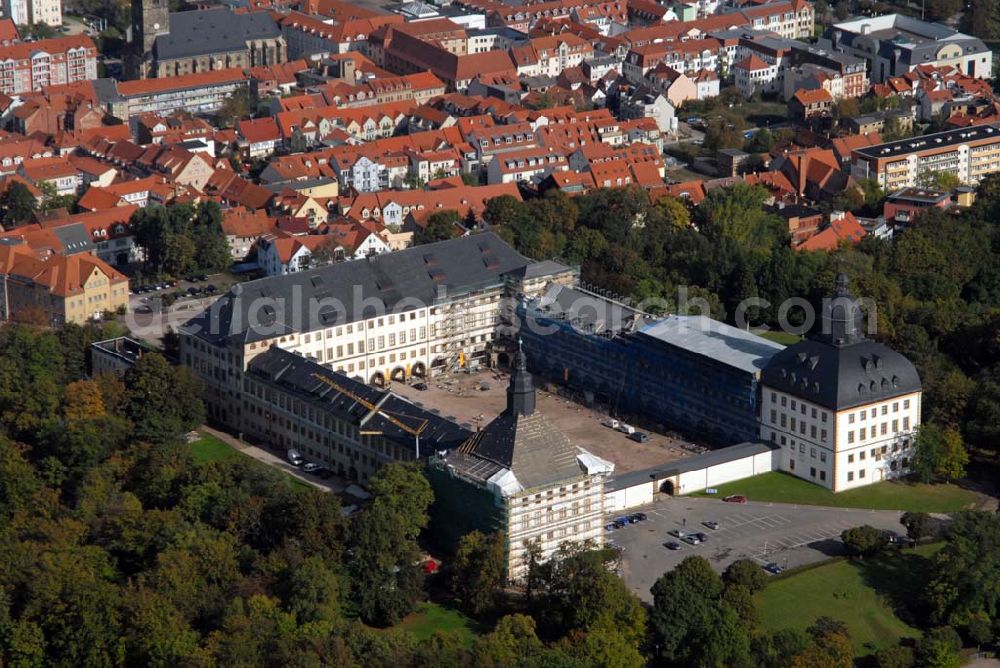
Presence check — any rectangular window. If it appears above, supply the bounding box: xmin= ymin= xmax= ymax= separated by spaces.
xmin=860 ymin=450 xmax=866 ymax=461
xmin=893 ymin=402 xmax=899 ymax=412
xmin=860 ymin=410 xmax=866 ymax=420
xmin=903 ymin=399 xmax=910 ymax=410
xmin=790 ymin=417 xmax=797 ymax=430
xmin=810 ymin=448 xmax=816 ymax=458
xmin=771 ymin=409 xmax=777 ymax=423
xmin=848 ymin=431 xmax=855 ymax=444
xmin=810 ymin=467 xmax=816 ymax=478
xmin=781 ymin=396 xmax=787 ymax=407
xmin=848 ymin=471 xmax=854 ymax=481
xmin=848 ymin=453 xmax=855 ymax=463
xmin=811 ymin=425 xmax=817 ymax=438
xmin=859 ymin=469 xmax=866 ymax=479
xmin=790 ymin=459 xmax=795 ymax=470
xmin=811 ymin=407 xmax=817 ymax=419
xmin=881 ymin=423 xmax=887 ymax=435
xmin=820 ymin=452 xmax=827 ymax=463
xmin=821 ymin=429 xmax=827 ymax=441
xmin=849 ymin=413 xmax=855 ymax=424
xmin=771 ymin=392 xmax=777 ymax=403
xmin=780 ymin=414 xmax=787 ymax=427
xmin=791 ymin=400 xmax=797 ymax=411
xmin=821 ymin=412 xmax=827 ymax=423
xmin=860 ymin=427 xmax=866 ymax=441
xmin=820 ymin=470 xmax=826 ymax=482
xmin=903 ymin=417 xmax=910 ymax=430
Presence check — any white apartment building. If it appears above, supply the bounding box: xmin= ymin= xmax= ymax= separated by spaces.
xmin=852 ymin=124 xmax=1000 ymax=191
xmin=4 ymin=0 xmax=61 ymax=26
xmin=759 ymin=274 xmax=923 ymax=492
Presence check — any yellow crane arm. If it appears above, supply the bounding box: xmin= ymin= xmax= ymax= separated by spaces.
xmin=310 ymin=373 xmax=427 ymax=437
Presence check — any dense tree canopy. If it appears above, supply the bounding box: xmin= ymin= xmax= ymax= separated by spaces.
xmin=132 ymin=201 xmax=231 ymax=277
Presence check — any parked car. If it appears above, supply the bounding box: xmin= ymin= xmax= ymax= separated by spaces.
xmin=617 ymin=423 xmax=635 ymax=435
xmin=187 ymin=287 xmax=201 ymax=296
xmin=302 ymin=462 xmax=320 ymax=473
xmin=412 ymin=382 xmax=428 ymax=391
xmin=604 ymin=523 xmax=617 ymax=532
xmin=613 ymin=517 xmax=630 ymax=529
xmin=317 ymin=467 xmax=334 ymax=480
xmin=205 ymin=284 xmax=218 ymax=293
xmin=693 ymin=532 xmax=709 ymax=542
xmin=629 ymin=431 xmax=649 ymax=443
xmin=681 ymin=535 xmax=701 ymax=545
xmin=668 ymin=529 xmax=686 ymax=538
xmin=664 ymin=541 xmax=682 ymax=550
xmin=764 ymin=562 xmax=783 ymax=575
xmin=602 ymin=418 xmax=619 ymax=429
xmin=723 ymin=495 xmax=748 ymax=504
xmin=629 ymin=512 xmax=647 ymax=522
xmin=703 ymin=520 xmax=720 ymax=530
xmin=287 ymin=449 xmax=304 ymax=466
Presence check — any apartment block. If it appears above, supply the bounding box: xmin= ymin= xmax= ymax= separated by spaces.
xmin=852 ymin=124 xmax=1000 ymax=190
xmin=0 ymin=36 xmax=97 ymax=96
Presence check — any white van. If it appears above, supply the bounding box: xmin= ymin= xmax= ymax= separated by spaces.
xmin=287 ymin=449 xmax=304 ymax=466
xmin=618 ymin=423 xmax=635 ymax=435
xmin=602 ymin=418 xmax=620 ymax=430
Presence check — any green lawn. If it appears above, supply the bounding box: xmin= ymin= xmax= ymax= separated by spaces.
xmin=189 ymin=432 xmax=313 ymax=492
xmin=759 ymin=329 xmax=802 ymax=346
xmin=397 ymin=602 xmax=478 ymax=645
xmin=694 ymin=471 xmax=980 ymax=512
xmin=756 ymin=544 xmax=941 ymax=657
xmin=188 ymin=432 xmax=237 ymax=464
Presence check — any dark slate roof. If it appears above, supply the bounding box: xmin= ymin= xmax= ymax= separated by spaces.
xmin=154 ymin=8 xmax=280 ymax=61
xmin=761 ymin=338 xmax=921 ymax=411
xmin=52 ymin=223 xmax=96 ymax=255
xmin=182 ymin=232 xmax=534 ymax=345
xmin=458 ymin=411 xmax=585 ymax=490
xmin=247 ymin=346 xmax=471 ymax=452
xmin=526 ymin=284 xmax=652 ymax=336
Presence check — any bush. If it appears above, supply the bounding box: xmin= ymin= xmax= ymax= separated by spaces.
xmin=723 ymin=558 xmax=767 ymax=593
xmin=841 ymin=525 xmax=889 ymax=558
xmin=875 ymin=644 xmax=915 ymax=668
xmin=915 ymin=627 xmax=962 ymax=668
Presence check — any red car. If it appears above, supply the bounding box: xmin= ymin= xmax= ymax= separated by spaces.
xmin=723 ymin=495 xmax=748 ymax=504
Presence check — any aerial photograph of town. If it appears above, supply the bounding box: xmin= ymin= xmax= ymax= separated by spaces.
xmin=0 ymin=0 xmax=998 ymax=663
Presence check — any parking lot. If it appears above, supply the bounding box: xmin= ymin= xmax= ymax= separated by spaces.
xmin=608 ymin=496 xmax=905 ymax=602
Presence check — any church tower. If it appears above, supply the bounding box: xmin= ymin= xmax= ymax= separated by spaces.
xmin=506 ymin=341 xmax=536 ymax=417
xmin=126 ymin=0 xmax=170 ymax=79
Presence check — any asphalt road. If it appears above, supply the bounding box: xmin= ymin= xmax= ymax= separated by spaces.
xmin=609 ymin=496 xmax=905 ymax=602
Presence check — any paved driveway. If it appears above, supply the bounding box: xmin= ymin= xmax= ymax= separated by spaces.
xmin=608 ymin=496 xmax=905 ymax=602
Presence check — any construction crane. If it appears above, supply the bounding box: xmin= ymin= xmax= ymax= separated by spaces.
xmin=310 ymin=373 xmax=429 ymax=457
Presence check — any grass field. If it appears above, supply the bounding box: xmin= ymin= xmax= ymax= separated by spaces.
xmin=189 ymin=432 xmax=237 ymax=464
xmin=759 ymin=329 xmax=803 ymax=346
xmin=694 ymin=471 xmax=980 ymax=512
xmin=188 ymin=432 xmax=313 ymax=492
xmin=397 ymin=602 xmax=478 ymax=645
xmin=756 ymin=544 xmax=941 ymax=656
